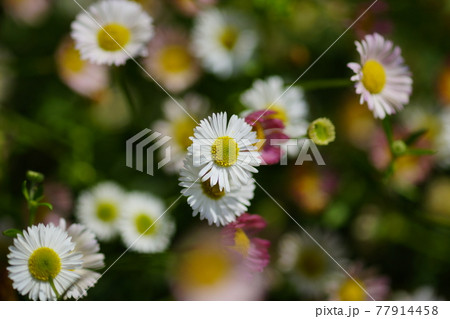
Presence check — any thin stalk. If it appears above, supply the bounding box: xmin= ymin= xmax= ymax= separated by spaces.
xmin=298 ymin=78 xmax=352 ymax=91
xmin=49 ymin=278 xmax=61 ymax=300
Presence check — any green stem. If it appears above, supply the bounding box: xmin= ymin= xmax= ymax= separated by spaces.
xmin=381 ymin=117 xmax=397 ymax=180
xmin=114 ymin=67 xmax=138 ymax=116
xmin=298 ymin=78 xmax=352 ymax=91
xmin=49 ymin=278 xmax=61 ymax=300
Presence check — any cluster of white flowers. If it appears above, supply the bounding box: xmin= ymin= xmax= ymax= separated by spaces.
xmin=76 ymin=181 xmax=175 ymax=254
xmin=7 ymin=220 xmax=104 ymax=301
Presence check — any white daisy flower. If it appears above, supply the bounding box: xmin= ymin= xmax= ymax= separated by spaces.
xmin=7 ymin=224 xmax=83 ymax=301
xmin=153 ymin=94 xmax=209 ymax=173
xmin=348 ymin=33 xmax=413 ymax=119
xmin=394 ymin=286 xmax=443 ymax=301
xmin=278 ymin=230 xmax=347 ymax=298
xmin=71 ymin=0 xmax=153 ymax=66
xmin=188 ymin=112 xmax=260 ymax=192
xmin=75 ymin=181 xmax=125 ymax=241
xmin=241 ymin=76 xmax=309 ymax=137
xmin=119 ymin=192 xmax=175 ymax=253
xmin=179 ymin=154 xmax=255 ymax=226
xmin=436 ymin=108 xmax=450 ymax=168
xmin=192 ymin=9 xmax=258 ymax=78
xmin=56 ymin=219 xmax=105 ymax=300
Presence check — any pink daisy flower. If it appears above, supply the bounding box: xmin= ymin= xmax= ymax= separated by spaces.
xmin=222 ymin=213 xmax=270 ymax=272
xmin=245 ymin=110 xmax=289 ymax=165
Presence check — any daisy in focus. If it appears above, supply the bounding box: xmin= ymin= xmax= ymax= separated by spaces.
xmin=328 ymin=262 xmax=390 ymax=301
xmin=7 ymin=224 xmax=83 ymax=301
xmin=278 ymin=230 xmax=347 ymax=298
xmin=143 ymin=27 xmax=201 ymax=93
xmin=192 ymin=9 xmax=258 ymax=78
xmin=119 ymin=192 xmax=175 ymax=253
xmin=188 ymin=112 xmax=260 ymax=192
xmin=56 ymin=219 xmax=105 ymax=300
xmin=172 ymin=229 xmax=267 ymax=300
xmin=153 ymin=94 xmax=209 ymax=173
xmin=221 ymin=213 xmax=270 ymax=272
xmin=56 ymin=37 xmax=109 ymax=100
xmin=348 ymin=33 xmax=413 ymax=119
xmin=244 ymin=110 xmax=289 ymax=165
xmin=241 ymin=76 xmax=309 ymax=138
xmin=75 ymin=181 xmax=125 ymax=241
xmin=179 ymin=155 xmax=255 ymax=226
xmin=71 ymin=0 xmax=153 ymax=66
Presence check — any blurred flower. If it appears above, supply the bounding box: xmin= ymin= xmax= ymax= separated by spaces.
xmin=153 ymin=94 xmax=209 ymax=173
xmin=43 ymin=182 xmax=73 ymax=217
xmin=348 ymin=33 xmax=412 ymax=119
xmin=222 ymin=213 xmax=270 ymax=272
xmin=436 ymin=108 xmax=450 ymax=167
xmin=437 ymin=61 xmax=450 ymax=105
xmin=56 ymin=37 xmax=109 ymax=100
xmin=290 ymin=165 xmax=338 ymax=214
xmin=369 ymin=127 xmax=434 ymax=187
xmin=394 ymin=286 xmax=443 ymax=301
xmin=244 ymin=110 xmax=289 ymax=165
xmin=119 ymin=192 xmax=175 ymax=253
xmin=339 ymin=95 xmax=377 ymax=149
xmin=241 ymin=76 xmax=309 ymax=138
xmin=187 ymin=112 xmax=260 ymax=192
xmin=130 ymin=0 xmax=162 ymax=16
xmin=172 ymin=229 xmax=266 ymax=300
xmin=308 ymin=118 xmax=336 ymax=146
xmin=179 ymin=154 xmax=255 ymax=226
xmin=425 ymin=178 xmax=450 ymax=224
xmin=7 ymin=224 xmax=83 ymax=301
xmin=75 ymin=181 xmax=125 ymax=241
xmin=192 ymin=9 xmax=258 ymax=78
xmin=328 ymin=263 xmax=390 ymax=301
xmin=143 ymin=27 xmax=201 ymax=93
xmin=278 ymin=230 xmax=347 ymax=298
xmin=171 ymin=0 xmax=217 ymax=16
xmin=354 ymin=1 xmax=393 ymax=38
xmin=71 ymin=0 xmax=153 ymax=66
xmin=2 ymin=0 xmax=50 ymax=25
xmin=56 ymin=219 xmax=105 ymax=300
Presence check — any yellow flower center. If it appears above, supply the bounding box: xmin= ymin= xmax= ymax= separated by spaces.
xmin=173 ymin=117 xmax=197 ymax=150
xmin=296 ymin=248 xmax=326 ymax=278
xmin=134 ymin=213 xmax=156 ymax=235
xmin=211 ymin=136 xmax=239 ymax=167
xmin=362 ymin=59 xmax=387 ymax=94
xmin=159 ymin=45 xmax=192 ymax=73
xmin=338 ymin=279 xmax=366 ymax=301
xmin=62 ymin=44 xmax=84 ymax=72
xmin=96 ymin=202 xmax=118 ymax=222
xmin=231 ymin=228 xmax=251 ymax=257
xmin=97 ymin=23 xmax=131 ymax=52
xmin=252 ymin=122 xmax=266 ymax=151
xmin=267 ymin=106 xmax=288 ymax=124
xmin=219 ymin=27 xmax=238 ymax=51
xmin=28 ymin=247 xmax=62 ymax=281
xmin=179 ymin=248 xmax=231 ymax=286
xmin=201 ymin=179 xmax=226 ymax=199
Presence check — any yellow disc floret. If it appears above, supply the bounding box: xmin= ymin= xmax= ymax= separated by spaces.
xmin=134 ymin=213 xmax=156 ymax=235
xmin=62 ymin=44 xmax=84 ymax=72
xmin=97 ymin=23 xmax=131 ymax=52
xmin=219 ymin=27 xmax=238 ymax=51
xmin=362 ymin=59 xmax=387 ymax=94
xmin=201 ymin=179 xmax=226 ymax=199
xmin=232 ymin=228 xmax=250 ymax=257
xmin=159 ymin=45 xmax=192 ymax=73
xmin=268 ymin=106 xmax=288 ymax=124
xmin=28 ymin=247 xmax=62 ymax=281
xmin=211 ymin=136 xmax=239 ymax=167
xmin=338 ymin=279 xmax=366 ymax=301
xmin=96 ymin=202 xmax=118 ymax=222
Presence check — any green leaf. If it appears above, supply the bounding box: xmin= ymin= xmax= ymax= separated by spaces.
xmin=405 ymin=129 xmax=428 ymax=146
xmin=3 ymin=229 xmax=22 ymax=237
xmin=405 ymin=148 xmax=436 ymax=156
xmin=382 ymin=117 xmax=394 ymax=145
xmin=38 ymin=202 xmax=53 ymax=210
